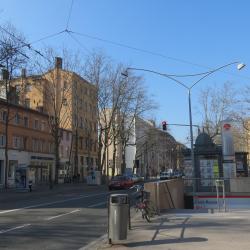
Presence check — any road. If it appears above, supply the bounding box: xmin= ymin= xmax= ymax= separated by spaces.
xmin=0 ymin=184 xmax=132 ymax=250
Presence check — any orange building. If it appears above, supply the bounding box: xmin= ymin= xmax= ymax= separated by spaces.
xmin=0 ymin=99 xmax=54 ymax=188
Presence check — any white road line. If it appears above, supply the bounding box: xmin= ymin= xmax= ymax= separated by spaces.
xmin=87 ymin=201 xmax=107 ymax=208
xmin=0 ymin=224 xmax=31 ymax=234
xmin=0 ymin=192 xmax=109 ymax=215
xmin=45 ymin=209 xmax=80 ymax=221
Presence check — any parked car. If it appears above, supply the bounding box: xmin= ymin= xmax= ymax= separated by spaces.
xmin=108 ymin=175 xmax=134 ymax=190
xmin=173 ymin=170 xmax=183 ymax=178
xmin=159 ymin=171 xmax=171 ymax=180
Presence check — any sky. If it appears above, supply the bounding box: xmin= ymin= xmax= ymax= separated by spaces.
xmin=1 ymin=0 xmax=250 ymax=145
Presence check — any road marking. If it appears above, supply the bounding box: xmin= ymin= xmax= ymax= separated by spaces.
xmin=0 ymin=192 xmax=109 ymax=215
xmin=0 ymin=224 xmax=31 ymax=234
xmin=45 ymin=209 xmax=80 ymax=221
xmin=87 ymin=201 xmax=107 ymax=208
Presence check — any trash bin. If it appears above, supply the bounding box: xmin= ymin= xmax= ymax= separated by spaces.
xmin=108 ymin=194 xmax=129 ymax=242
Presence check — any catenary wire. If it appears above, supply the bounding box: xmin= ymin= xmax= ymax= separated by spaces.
xmin=70 ymin=29 xmax=250 ymax=80
xmin=66 ymin=30 xmax=90 ymax=54
xmin=66 ymin=0 xmax=74 ymax=30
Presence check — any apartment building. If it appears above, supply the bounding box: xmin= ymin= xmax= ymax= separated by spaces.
xmin=15 ymin=58 xmax=98 ymax=181
xmin=0 ymin=99 xmax=54 ymax=188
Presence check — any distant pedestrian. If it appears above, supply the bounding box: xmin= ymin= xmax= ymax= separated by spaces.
xmin=28 ymin=180 xmax=32 ymax=192
xmin=77 ymin=173 xmax=80 ymax=183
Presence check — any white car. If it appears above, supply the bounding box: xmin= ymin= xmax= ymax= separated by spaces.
xmin=160 ymin=171 xmax=171 ymax=180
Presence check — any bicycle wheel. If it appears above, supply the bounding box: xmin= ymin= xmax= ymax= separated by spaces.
xmin=147 ymin=201 xmax=159 ymax=217
xmin=142 ymin=208 xmax=151 ymax=222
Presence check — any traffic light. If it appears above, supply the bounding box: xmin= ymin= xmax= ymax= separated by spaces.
xmin=162 ymin=121 xmax=167 ymax=131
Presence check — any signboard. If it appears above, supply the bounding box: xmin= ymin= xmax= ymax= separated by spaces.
xmin=221 ymin=120 xmax=236 ymax=178
xmin=194 ymin=196 xmax=250 ymax=209
xmin=199 ymin=159 xmax=219 ymax=186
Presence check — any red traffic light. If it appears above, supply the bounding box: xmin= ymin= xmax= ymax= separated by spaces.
xmin=162 ymin=121 xmax=167 ymax=131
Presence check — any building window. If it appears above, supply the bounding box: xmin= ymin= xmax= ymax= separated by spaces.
xmin=14 ymin=113 xmax=20 ymax=125
xmin=32 ymin=139 xmax=39 ymax=152
xmin=24 ymin=98 xmax=30 ymax=108
xmin=1 ymin=111 xmax=7 ymax=122
xmin=13 ymin=136 xmax=23 ymax=149
xmin=34 ymin=119 xmax=39 ymax=129
xmin=25 ymin=83 xmax=32 ymax=92
xmin=8 ymin=160 xmax=17 ymax=178
xmin=0 ymin=134 xmax=6 ymax=147
xmin=23 ymin=137 xmax=28 ymax=150
xmin=24 ymin=117 xmax=29 ymax=128
xmin=41 ymin=121 xmax=46 ymax=131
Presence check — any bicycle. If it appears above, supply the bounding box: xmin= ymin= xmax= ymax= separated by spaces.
xmin=130 ymin=184 xmax=159 ymax=222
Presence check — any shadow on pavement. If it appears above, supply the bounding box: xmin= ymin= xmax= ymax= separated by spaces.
xmin=125 ymin=236 xmax=208 ymax=247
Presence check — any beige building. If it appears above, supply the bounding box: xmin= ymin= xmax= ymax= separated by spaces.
xmin=135 ymin=118 xmax=178 ymax=178
xmin=14 ymin=58 xmax=98 ymax=181
xmin=101 ymin=114 xmax=179 ymax=179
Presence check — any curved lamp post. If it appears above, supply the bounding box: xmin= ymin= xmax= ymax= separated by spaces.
xmin=122 ymin=62 xmax=246 ymax=194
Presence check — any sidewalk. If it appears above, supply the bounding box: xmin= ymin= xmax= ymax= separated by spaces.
xmin=83 ymin=209 xmax=250 ymax=250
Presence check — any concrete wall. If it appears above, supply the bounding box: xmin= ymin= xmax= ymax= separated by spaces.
xmin=230 ymin=178 xmax=250 ymax=192
xmin=144 ymin=179 xmax=184 ymax=211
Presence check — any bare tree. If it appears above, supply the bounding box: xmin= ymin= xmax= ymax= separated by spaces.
xmin=198 ymin=82 xmax=237 ymax=139
xmin=0 ymin=23 xmax=28 ymax=188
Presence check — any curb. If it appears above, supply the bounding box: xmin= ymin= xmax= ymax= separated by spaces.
xmin=78 ymin=210 xmax=141 ymax=250
xmin=78 ymin=234 xmax=108 ymax=250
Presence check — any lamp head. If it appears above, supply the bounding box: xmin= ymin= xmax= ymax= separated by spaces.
xmin=237 ymin=63 xmax=246 ymax=70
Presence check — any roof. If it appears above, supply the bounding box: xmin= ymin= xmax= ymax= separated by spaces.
xmin=195 ymin=132 xmax=214 ymax=146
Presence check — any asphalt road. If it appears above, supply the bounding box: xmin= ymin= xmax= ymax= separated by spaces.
xmin=0 ymin=184 xmax=133 ymax=250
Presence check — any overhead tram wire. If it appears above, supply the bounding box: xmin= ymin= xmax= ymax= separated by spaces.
xmin=0 ymin=25 xmax=53 ymax=64
xmin=70 ymin=30 xmax=250 ymax=81
xmin=65 ymin=0 xmax=74 ymax=30
xmin=29 ymin=30 xmax=66 ymax=45
xmin=66 ymin=30 xmax=91 ymax=54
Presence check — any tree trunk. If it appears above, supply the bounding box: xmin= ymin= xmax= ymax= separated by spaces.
xmin=4 ymin=108 xmax=9 ymax=189
xmin=97 ymin=131 xmax=103 ymax=171
xmin=112 ymin=140 xmax=116 ymax=177
xmin=121 ymin=142 xmax=126 ymax=175
xmin=74 ymin=129 xmax=78 ymax=176
xmin=54 ymin=128 xmax=60 ymax=184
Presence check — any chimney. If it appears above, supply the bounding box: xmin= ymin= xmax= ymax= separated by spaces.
xmin=55 ymin=57 xmax=62 ymax=69
xmin=21 ymin=68 xmax=26 ymax=78
xmin=1 ymin=69 xmax=9 ymax=80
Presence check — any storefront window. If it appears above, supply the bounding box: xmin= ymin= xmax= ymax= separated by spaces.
xmin=8 ymin=160 xmax=17 ymax=178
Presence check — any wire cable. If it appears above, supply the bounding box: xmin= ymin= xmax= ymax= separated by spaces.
xmin=70 ymin=30 xmax=218 ymax=70
xmin=29 ymin=30 xmax=66 ymax=45
xmin=70 ymin=29 xmax=250 ymax=80
xmin=66 ymin=30 xmax=90 ymax=54
xmin=66 ymin=0 xmax=74 ymax=30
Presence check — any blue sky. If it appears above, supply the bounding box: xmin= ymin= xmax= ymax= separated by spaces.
xmin=1 ymin=0 xmax=250 ymax=145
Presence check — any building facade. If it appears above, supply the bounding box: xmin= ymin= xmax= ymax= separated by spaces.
xmin=0 ymin=99 xmax=54 ymax=188
xmin=15 ymin=58 xmax=98 ymax=182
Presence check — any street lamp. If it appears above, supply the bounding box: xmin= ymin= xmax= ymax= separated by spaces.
xmin=123 ymin=61 xmax=246 ymax=194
